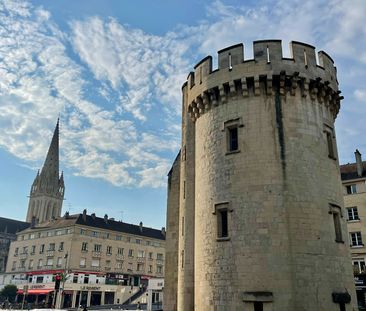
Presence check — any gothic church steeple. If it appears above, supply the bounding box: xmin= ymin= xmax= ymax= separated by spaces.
xmin=26 ymin=120 xmax=65 ymax=223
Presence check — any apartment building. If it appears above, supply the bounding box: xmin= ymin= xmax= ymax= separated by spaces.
xmin=341 ymin=149 xmax=366 ymax=309
xmin=2 ymin=210 xmax=165 ymax=308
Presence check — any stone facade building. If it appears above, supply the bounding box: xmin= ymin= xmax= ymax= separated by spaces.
xmin=0 ymin=217 xmax=29 ymax=273
xmin=340 ymin=150 xmax=366 ymax=309
xmin=26 ymin=119 xmax=65 ymax=224
xmin=164 ymin=40 xmax=357 ymax=311
xmin=3 ymin=210 xmax=165 ymax=308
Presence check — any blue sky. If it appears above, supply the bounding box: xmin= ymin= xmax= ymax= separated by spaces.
xmin=0 ymin=0 xmax=365 ymax=229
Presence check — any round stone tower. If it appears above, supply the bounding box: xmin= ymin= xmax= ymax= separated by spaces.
xmin=175 ymin=40 xmax=356 ymax=311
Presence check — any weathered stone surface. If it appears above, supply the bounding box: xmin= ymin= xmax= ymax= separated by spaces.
xmin=166 ymin=40 xmax=356 ymax=311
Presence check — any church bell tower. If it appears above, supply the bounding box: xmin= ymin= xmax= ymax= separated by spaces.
xmin=26 ymin=119 xmax=65 ymax=223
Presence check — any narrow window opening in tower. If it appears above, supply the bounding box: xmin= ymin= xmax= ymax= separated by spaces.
xmin=304 ymin=49 xmax=308 ymax=67
xmin=183 ymin=181 xmax=186 ymax=199
xmin=218 ymin=209 xmax=228 ymax=238
xmin=254 ymin=302 xmax=264 ymax=311
xmin=326 ymin=131 xmax=335 ymax=158
xmin=229 ymin=53 xmax=232 ymax=70
xmin=228 ymin=127 xmax=238 ymax=152
xmin=266 ymin=45 xmax=270 ymax=63
xmin=181 ymin=250 xmax=184 ymax=269
xmin=339 ymin=302 xmax=346 ymax=311
xmin=329 ymin=204 xmax=343 ymax=243
xmin=182 ymin=217 xmax=184 ymax=236
xmin=333 ymin=213 xmax=343 ymax=243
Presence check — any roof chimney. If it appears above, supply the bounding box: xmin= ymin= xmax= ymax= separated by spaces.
xmin=139 ymin=221 xmax=143 ymax=233
xmin=161 ymin=227 xmax=166 ymax=237
xmin=355 ymin=149 xmax=363 ymax=177
xmin=64 ymin=211 xmax=69 ymax=219
xmin=82 ymin=209 xmax=87 ymax=222
xmin=31 ymin=216 xmax=36 ymax=228
xmin=91 ymin=213 xmax=96 ymax=220
xmin=104 ymin=214 xmax=108 ymax=223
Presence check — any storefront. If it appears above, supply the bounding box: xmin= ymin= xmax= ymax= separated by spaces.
xmin=355 ymin=275 xmax=366 ymax=310
xmin=16 ymin=284 xmax=54 ymax=308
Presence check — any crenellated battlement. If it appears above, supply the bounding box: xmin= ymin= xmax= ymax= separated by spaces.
xmin=184 ymin=40 xmax=342 ymax=121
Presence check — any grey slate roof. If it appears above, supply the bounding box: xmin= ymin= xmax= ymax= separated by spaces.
xmin=75 ymin=214 xmax=165 ymax=240
xmin=19 ymin=212 xmax=165 ymax=241
xmin=340 ymin=161 xmax=366 ymax=181
xmin=0 ymin=217 xmax=29 ymax=234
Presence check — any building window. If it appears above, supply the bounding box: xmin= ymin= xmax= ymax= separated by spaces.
xmin=80 ymin=258 xmax=86 ymax=268
xmin=347 ymin=207 xmax=359 ymax=221
xmin=94 ymin=244 xmax=102 ymax=252
xmin=228 ymin=127 xmax=238 ymax=151
xmin=36 ymin=276 xmax=43 ymax=283
xmin=254 ymin=302 xmax=263 ymax=311
xmin=29 ymin=259 xmax=34 ymax=269
xmin=324 ymin=124 xmax=336 ymax=159
xmin=59 ymin=242 xmax=64 ymax=251
xmin=73 ymin=274 xmax=78 ymax=283
xmin=81 ymin=242 xmax=88 ymax=252
xmin=148 ymin=252 xmax=153 ymax=260
xmin=346 ymin=184 xmax=357 ymax=195
xmin=48 ymin=243 xmax=55 ymax=251
xmin=39 ymin=244 xmax=45 ymax=254
xmin=31 ymin=245 xmax=36 ymax=254
xmin=117 ymin=248 xmax=124 ymax=255
xmin=224 ymin=118 xmax=243 ymax=154
xmin=46 ymin=258 xmax=53 ymax=266
xmin=84 ymin=274 xmax=89 ymax=284
xmin=128 ymin=249 xmax=134 ymax=257
xmin=14 ymin=248 xmax=18 ymax=256
xmin=148 ymin=265 xmax=153 ymax=273
xmin=350 ymin=232 xmax=363 ymax=247
xmin=215 ymin=203 xmax=230 ymax=240
xmin=157 ymin=253 xmax=163 ymax=260
xmin=136 ymin=239 xmax=141 ymax=244
xmin=137 ymin=263 xmax=144 ymax=271
xmin=116 ymin=235 xmax=122 ymax=241
xmin=57 ymin=257 xmax=62 ymax=267
xmin=329 ymin=204 xmax=343 ymax=243
xmin=38 ymin=259 xmax=43 ymax=268
xmin=91 ymin=259 xmax=100 ymax=267
xmin=12 ymin=261 xmax=16 ymax=271
xmin=116 ymin=260 xmax=123 ymax=269
xmin=92 ymin=231 xmax=98 ymax=237
xmin=157 ymin=265 xmax=163 ymax=274
xmin=106 ymin=246 xmax=112 ymax=255
xmin=353 ymin=259 xmax=366 ymax=274
xmin=138 ymin=250 xmax=145 ymax=258
xmin=80 ymin=229 xmax=86 ymax=235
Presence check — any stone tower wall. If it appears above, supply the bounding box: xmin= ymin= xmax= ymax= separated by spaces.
xmin=164 ymin=153 xmax=181 ymax=311
xmin=182 ymin=40 xmax=356 ymax=310
xmin=177 ymin=84 xmax=196 ymax=311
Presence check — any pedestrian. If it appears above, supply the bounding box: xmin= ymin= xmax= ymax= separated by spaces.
xmin=137 ymin=301 xmax=141 ymax=310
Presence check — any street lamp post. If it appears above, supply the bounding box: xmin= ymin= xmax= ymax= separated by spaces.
xmin=55 ymin=253 xmax=68 ymax=309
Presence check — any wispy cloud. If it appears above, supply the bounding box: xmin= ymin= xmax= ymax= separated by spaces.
xmin=0 ymin=0 xmax=365 ymax=189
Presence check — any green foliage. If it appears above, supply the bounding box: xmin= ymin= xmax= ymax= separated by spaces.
xmin=0 ymin=284 xmax=17 ymax=302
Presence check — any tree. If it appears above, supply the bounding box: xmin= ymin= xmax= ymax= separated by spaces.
xmin=0 ymin=284 xmax=17 ymax=302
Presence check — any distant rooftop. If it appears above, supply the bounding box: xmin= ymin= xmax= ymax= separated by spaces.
xmin=340 ymin=161 xmax=366 ymax=181
xmin=0 ymin=217 xmax=29 ymax=234
xmin=21 ymin=211 xmax=165 ymax=241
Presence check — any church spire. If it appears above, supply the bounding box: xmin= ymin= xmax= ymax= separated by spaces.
xmin=40 ymin=118 xmax=59 ymax=181
xmin=26 ymin=119 xmax=65 ymax=223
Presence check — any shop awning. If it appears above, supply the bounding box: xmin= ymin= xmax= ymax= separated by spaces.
xmin=17 ymin=289 xmax=54 ymax=295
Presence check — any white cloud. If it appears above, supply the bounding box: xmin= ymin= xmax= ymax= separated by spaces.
xmin=1 ymin=0 xmax=365 ymax=189
xmin=0 ymin=0 xmax=181 ymax=188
